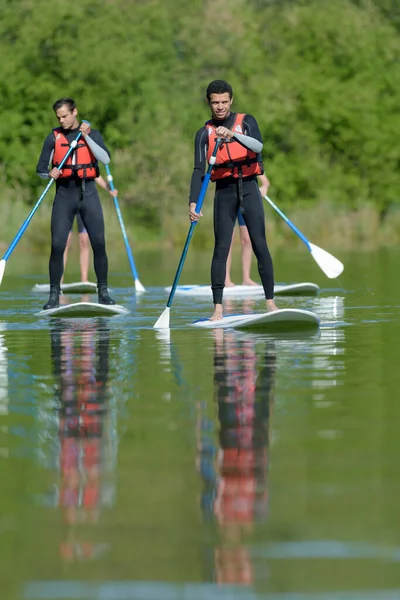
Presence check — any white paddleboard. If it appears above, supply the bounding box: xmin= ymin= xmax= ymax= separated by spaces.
xmin=33 ymin=281 xmax=98 ymax=294
xmin=191 ymin=308 xmax=320 ymax=331
xmin=165 ymin=282 xmax=319 ymax=298
xmin=36 ymin=302 xmax=129 ymax=318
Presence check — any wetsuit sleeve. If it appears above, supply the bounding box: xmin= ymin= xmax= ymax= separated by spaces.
xmin=233 ymin=114 xmax=263 ymax=153
xmin=189 ymin=127 xmax=208 ymax=204
xmin=85 ymin=129 xmax=111 ymax=165
xmin=36 ymin=133 xmax=55 ymax=179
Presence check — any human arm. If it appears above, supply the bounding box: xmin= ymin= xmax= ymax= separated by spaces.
xmin=95 ymin=175 xmax=118 ymax=197
xmin=36 ymin=133 xmax=56 ymax=179
xmin=258 ymin=173 xmax=270 ymax=198
xmin=214 ymin=114 xmax=263 ymax=153
xmin=80 ymin=122 xmax=111 ymax=165
xmin=188 ymin=127 xmax=208 ymax=220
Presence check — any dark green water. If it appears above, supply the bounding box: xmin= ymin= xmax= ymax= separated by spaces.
xmin=1 ymin=248 xmax=400 ymax=599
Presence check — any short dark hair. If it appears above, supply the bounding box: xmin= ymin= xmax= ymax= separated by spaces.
xmin=206 ymin=80 xmax=233 ymax=100
xmin=52 ymin=98 xmax=76 ymax=112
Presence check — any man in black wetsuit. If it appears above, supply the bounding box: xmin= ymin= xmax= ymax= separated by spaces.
xmin=189 ymin=80 xmax=278 ymax=320
xmin=36 ymin=97 xmax=115 ymax=309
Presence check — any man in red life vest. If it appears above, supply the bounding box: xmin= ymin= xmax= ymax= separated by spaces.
xmin=189 ymin=80 xmax=278 ymax=320
xmin=36 ymin=98 xmax=115 ymax=309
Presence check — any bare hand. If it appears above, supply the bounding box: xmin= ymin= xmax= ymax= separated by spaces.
xmin=79 ymin=122 xmax=91 ymax=137
xmin=49 ymin=167 xmax=62 ymax=179
xmin=109 ymin=189 xmax=118 ymax=197
xmin=189 ymin=202 xmax=203 ymax=222
xmin=258 ymin=174 xmax=270 ymax=199
xmin=215 ymin=126 xmax=233 ymax=140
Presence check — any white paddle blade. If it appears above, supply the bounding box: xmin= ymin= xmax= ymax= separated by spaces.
xmin=134 ymin=279 xmax=146 ymax=293
xmin=309 ymin=243 xmax=344 ymax=279
xmin=153 ymin=307 xmax=170 ymax=329
xmin=0 ymin=260 xmax=6 ymax=285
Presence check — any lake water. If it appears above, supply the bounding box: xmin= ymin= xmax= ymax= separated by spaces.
xmin=1 ymin=247 xmax=400 ymax=599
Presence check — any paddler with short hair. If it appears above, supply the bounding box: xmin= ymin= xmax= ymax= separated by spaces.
xmin=188 ymin=80 xmax=279 ymax=321
xmin=36 ymin=97 xmax=115 ymax=310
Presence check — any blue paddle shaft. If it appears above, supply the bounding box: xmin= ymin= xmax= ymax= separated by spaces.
xmin=105 ymin=164 xmax=141 ymax=282
xmin=265 ymin=195 xmax=311 ymax=251
xmin=2 ymin=129 xmax=86 ymax=261
xmin=166 ymin=138 xmax=221 ymax=308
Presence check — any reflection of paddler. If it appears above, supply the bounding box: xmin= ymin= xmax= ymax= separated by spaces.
xmin=50 ymin=320 xmax=111 ymax=560
xmin=214 ymin=330 xmax=274 ymax=526
xmin=197 ymin=329 xmax=276 ymax=584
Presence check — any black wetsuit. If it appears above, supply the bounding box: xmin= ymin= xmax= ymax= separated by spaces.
xmin=189 ymin=113 xmax=274 ymax=304
xmin=36 ymin=127 xmax=110 ymax=286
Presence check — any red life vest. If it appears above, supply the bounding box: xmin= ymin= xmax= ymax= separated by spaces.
xmin=205 ymin=113 xmax=263 ymax=181
xmin=52 ymin=128 xmax=98 ymax=179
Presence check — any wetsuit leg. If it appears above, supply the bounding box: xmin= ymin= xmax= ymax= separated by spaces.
xmin=241 ymin=179 xmax=274 ymax=299
xmin=76 ymin=214 xmax=87 ymax=234
xmin=211 ymin=181 xmax=238 ymax=304
xmin=49 ymin=187 xmax=78 ymax=285
xmin=78 ymin=185 xmax=108 ymax=284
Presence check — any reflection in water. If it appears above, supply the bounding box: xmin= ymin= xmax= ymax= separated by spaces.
xmin=197 ymin=329 xmax=276 ymax=585
xmin=48 ymin=320 xmax=116 ymax=562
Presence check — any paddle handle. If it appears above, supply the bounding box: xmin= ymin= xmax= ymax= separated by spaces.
xmin=166 ymin=138 xmax=221 ymax=308
xmin=264 ymin=195 xmax=311 ymax=251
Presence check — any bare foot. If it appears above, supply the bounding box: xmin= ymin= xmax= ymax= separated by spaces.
xmin=210 ymin=304 xmax=223 ymax=321
xmin=225 ymin=280 xmax=235 ymax=287
xmin=266 ymin=299 xmax=279 ymax=312
xmin=242 ymin=279 xmax=260 ymax=286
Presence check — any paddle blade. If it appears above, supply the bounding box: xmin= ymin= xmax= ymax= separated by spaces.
xmin=0 ymin=259 xmax=6 ymax=285
xmin=153 ymin=307 xmax=170 ymax=329
xmin=309 ymin=243 xmax=344 ymax=279
xmin=135 ymin=279 xmax=146 ymax=293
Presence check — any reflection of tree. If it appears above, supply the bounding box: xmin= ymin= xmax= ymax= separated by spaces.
xmin=50 ymin=320 xmax=114 ymax=562
xmin=197 ymin=330 xmax=276 ymax=585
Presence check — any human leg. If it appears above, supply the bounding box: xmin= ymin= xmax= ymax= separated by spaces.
xmin=211 ymin=182 xmax=238 ymax=320
xmin=44 ymin=189 xmax=77 ymax=309
xmin=61 ymin=230 xmax=73 ymax=285
xmin=242 ymin=179 xmax=278 ymax=311
xmin=76 ymin=215 xmax=90 ymax=282
xmin=79 ymin=186 xmax=115 ymax=305
xmin=225 ymin=224 xmax=236 ymax=287
xmin=237 ymin=209 xmax=258 ymax=286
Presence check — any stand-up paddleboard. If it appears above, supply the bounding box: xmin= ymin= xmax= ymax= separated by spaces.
xmin=165 ymin=282 xmax=319 ymax=298
xmin=33 ymin=282 xmax=98 ymax=294
xmin=36 ymin=302 xmax=129 ymax=318
xmin=191 ymin=308 xmax=320 ymax=331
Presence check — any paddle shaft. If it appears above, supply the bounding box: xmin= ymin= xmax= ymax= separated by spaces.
xmin=264 ymin=195 xmax=311 ymax=251
xmin=2 ymin=128 xmax=86 ymax=261
xmin=105 ymin=164 xmax=141 ymax=282
xmin=166 ymin=138 xmax=221 ymax=308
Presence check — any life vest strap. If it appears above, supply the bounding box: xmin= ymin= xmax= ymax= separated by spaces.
xmin=213 ymin=156 xmax=259 ymax=170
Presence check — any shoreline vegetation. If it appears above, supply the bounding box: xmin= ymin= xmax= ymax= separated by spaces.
xmin=1 ymin=0 xmax=400 ymax=252
xmin=1 ymin=188 xmax=400 ymax=255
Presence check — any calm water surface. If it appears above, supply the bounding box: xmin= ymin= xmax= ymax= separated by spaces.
xmin=1 ymin=248 xmax=400 ymax=599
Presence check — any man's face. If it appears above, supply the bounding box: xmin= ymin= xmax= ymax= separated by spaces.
xmin=55 ymin=105 xmax=78 ymax=130
xmin=208 ymin=92 xmax=233 ymax=121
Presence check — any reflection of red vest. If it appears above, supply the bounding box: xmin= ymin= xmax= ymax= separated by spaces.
xmin=220 ymin=476 xmax=256 ymax=522
xmin=53 ymin=128 xmax=98 ymax=179
xmin=205 ymin=114 xmax=262 ymax=181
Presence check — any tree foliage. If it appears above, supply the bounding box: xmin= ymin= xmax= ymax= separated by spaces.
xmin=0 ymin=0 xmax=399 ymax=236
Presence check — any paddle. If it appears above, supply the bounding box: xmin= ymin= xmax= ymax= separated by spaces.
xmin=264 ymin=195 xmax=344 ymax=279
xmin=105 ymin=164 xmax=145 ymax=293
xmin=0 ymin=123 xmax=90 ymax=286
xmin=154 ymin=137 xmax=222 ymax=329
